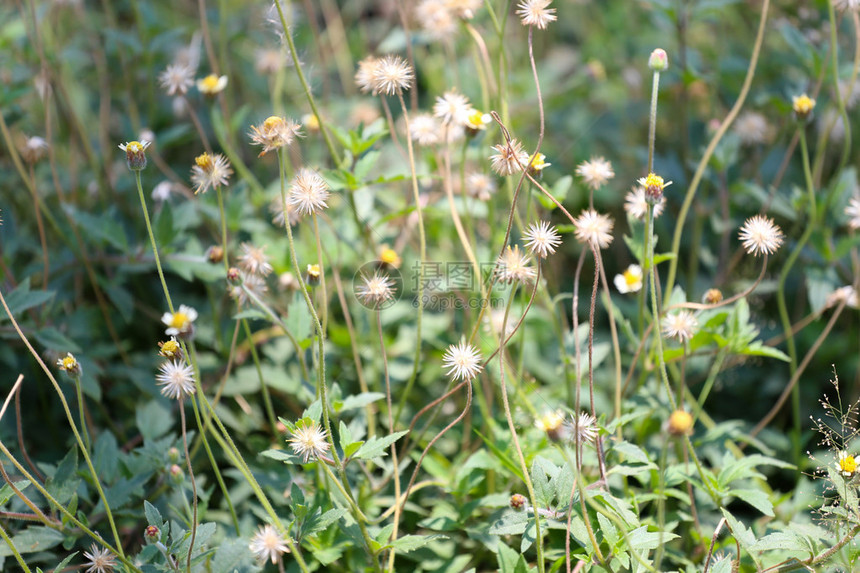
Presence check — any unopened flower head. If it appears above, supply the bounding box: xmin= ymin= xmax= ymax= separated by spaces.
xmin=159 ymin=64 xmax=194 ymax=96
xmin=356 ymin=272 xmax=395 ymax=309
xmin=83 ymin=543 xmax=116 ymax=573
xmin=845 ymin=197 xmax=860 ymax=230
xmin=289 ymin=168 xmax=330 ymax=216
xmin=370 ymin=54 xmax=413 ymax=96
xmin=567 ymin=412 xmax=599 ymax=444
xmin=575 ymin=157 xmax=615 ymax=191
xmin=516 ymin=0 xmax=557 ymax=30
xmin=57 ymin=352 xmax=81 ymax=377
xmin=249 ymin=115 xmax=303 ymax=156
xmin=496 ymin=245 xmax=536 ymax=284
xmin=648 ymin=48 xmax=669 ymax=71
xmin=792 ymin=93 xmax=816 ymax=119
xmin=156 ymin=359 xmax=196 ymax=400
xmin=535 ymin=410 xmax=565 ymax=440
xmin=663 ymin=310 xmax=698 ymax=343
xmin=523 ymin=220 xmax=561 ymax=258
xmin=489 ymin=138 xmax=528 ymax=176
xmin=118 ymin=140 xmax=151 ymax=171
xmin=191 ymin=152 xmax=232 ymax=194
xmin=703 ymin=288 xmax=723 ymax=304
xmin=158 ymin=337 xmax=183 ymax=360
xmin=573 ymin=209 xmax=614 ymax=249
xmin=838 ymin=450 xmax=857 ymax=478
xmin=161 ymin=304 xmax=198 ymax=338
xmin=625 ymin=186 xmax=666 ymax=220
xmin=466 ymin=172 xmax=497 ymax=200
xmin=409 ymin=114 xmax=441 ymax=146
xmin=305 ymin=263 xmax=322 ymax=287
xmin=738 ymin=215 xmax=783 ymax=256
xmin=249 ymin=524 xmax=291 ymax=564
xmin=637 ymin=172 xmax=672 ymax=203
xmin=510 ymin=493 xmax=528 ymax=510
xmin=197 ymin=73 xmax=228 ymax=95
xmin=433 ymin=90 xmax=473 ymax=127
xmin=667 ymin=409 xmax=693 ymax=436
xmin=614 ymin=264 xmax=643 ymax=294
xmin=288 ymin=419 xmax=330 ymax=462
xmin=239 ymin=243 xmax=273 ymax=277
xmin=442 ymin=341 xmax=483 ymax=381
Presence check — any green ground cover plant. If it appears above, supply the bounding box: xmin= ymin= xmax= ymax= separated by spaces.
xmin=2 ymin=0 xmax=860 ymax=571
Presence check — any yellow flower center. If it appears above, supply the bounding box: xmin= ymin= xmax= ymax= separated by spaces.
xmin=792 ymin=94 xmax=815 ymax=115
xmin=62 ymin=356 xmax=77 ymax=370
xmin=644 ymin=173 xmax=665 ymax=190
xmin=263 ymin=116 xmax=284 ymax=130
xmin=623 ymin=269 xmax=640 ymax=287
xmin=530 ymin=153 xmax=548 ymax=170
xmin=304 ymin=114 xmax=320 ymax=130
xmin=307 ymin=264 xmax=321 ymax=278
xmin=195 ymin=152 xmax=213 ymax=170
xmin=841 ymin=454 xmax=857 ymax=475
xmin=200 ymin=74 xmax=221 ymax=92
xmin=171 ymin=312 xmax=189 ymax=329
xmin=467 ymin=109 xmax=487 ymax=128
xmin=380 ymin=248 xmax=399 ymax=265
xmin=127 ymin=141 xmax=143 ymax=153
xmin=536 ymin=412 xmax=563 ymax=432
xmin=668 ymin=410 xmax=693 ymax=435
xmin=160 ymin=340 xmax=180 ymax=355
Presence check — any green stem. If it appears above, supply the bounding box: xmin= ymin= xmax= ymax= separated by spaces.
xmin=74 ymin=375 xmax=91 ymax=453
xmin=647 ymin=208 xmax=677 ymax=409
xmin=0 ymin=523 xmax=32 ymax=573
xmin=135 ymin=170 xmax=175 ymax=313
xmin=647 ymin=71 xmax=661 ymax=174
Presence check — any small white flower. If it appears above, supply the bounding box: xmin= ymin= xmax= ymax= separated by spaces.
xmin=567 ymin=412 xmax=598 ymax=444
xmin=354 ymin=56 xmax=380 ymax=94
xmin=190 ymin=152 xmax=232 ymax=195
xmin=466 ymin=172 xmax=497 ymax=200
xmin=575 ymin=157 xmax=615 ymax=190
xmin=523 ymin=220 xmax=562 ymax=258
xmin=156 ymin=360 xmax=196 ymax=400
xmin=355 ymin=272 xmax=396 ymax=308
xmin=738 ymin=215 xmax=784 ymax=256
xmin=442 ymin=341 xmax=483 ymax=381
xmin=161 ymin=304 xmax=198 ymax=337
xmin=370 ymin=54 xmax=413 ymax=96
xmin=573 ymin=209 xmax=614 ymax=249
xmin=288 ymin=420 xmax=330 ymax=462
xmin=624 ymin=186 xmax=666 ymax=220
xmin=489 ymin=139 xmax=528 ymax=176
xmin=433 ymin=90 xmax=473 ymax=127
xmin=83 ymin=543 xmax=116 ymax=573
xmin=249 ymin=524 xmax=291 ymax=564
xmin=409 ymin=113 xmax=441 ymax=146
xmin=535 ymin=410 xmax=565 ymax=436
xmin=516 ymin=0 xmax=557 ymax=29
xmin=159 ymin=63 xmax=194 ymax=96
xmin=196 ymin=73 xmax=228 ymax=95
xmin=663 ymin=311 xmax=698 ymax=343
xmin=239 ymin=243 xmax=273 ymax=277
xmin=614 ymin=264 xmax=643 ymax=294
xmin=289 ymin=168 xmax=330 ymax=216
xmin=496 ymin=245 xmax=536 ymax=283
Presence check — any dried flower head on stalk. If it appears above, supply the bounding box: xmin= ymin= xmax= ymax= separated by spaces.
xmin=249 ymin=115 xmax=302 ymax=156
xmin=442 ymin=341 xmax=482 ymax=381
xmin=83 ymin=543 xmax=116 ymax=573
xmin=190 ymin=152 xmax=232 ymax=195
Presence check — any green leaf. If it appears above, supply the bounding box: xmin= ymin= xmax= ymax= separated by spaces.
xmin=497 ymin=542 xmax=529 ymax=573
xmin=0 ymin=480 xmax=30 ymax=507
xmin=739 ymin=342 xmax=790 ymax=362
xmin=304 ymin=508 xmax=347 ymax=537
xmin=32 ymin=327 xmax=80 ymax=352
xmin=473 ymin=430 xmax=525 ymax=483
xmin=209 ymin=538 xmax=255 ymax=573
xmin=261 ymin=449 xmax=303 ymax=465
xmin=0 ymin=279 xmax=55 ymax=320
xmin=720 ymin=508 xmax=758 ymax=565
xmin=335 ymin=392 xmax=385 ymax=413
xmin=489 ymin=510 xmax=529 ymax=536
xmin=0 ymin=526 xmax=64 ymax=557
xmin=144 ymin=500 xmax=163 ymax=528
xmin=136 ymin=400 xmax=173 ymax=441
xmin=732 ymin=488 xmax=774 ymax=517
xmin=354 ymin=430 xmax=408 ymax=460
xmin=386 ymin=533 xmax=447 ymax=553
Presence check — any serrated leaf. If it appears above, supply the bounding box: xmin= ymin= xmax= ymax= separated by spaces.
xmin=353 ymin=430 xmax=408 ymax=460
xmin=489 ymin=510 xmax=529 ymax=536
xmin=0 ymin=279 xmax=55 ymax=320
xmin=336 ymin=392 xmax=385 ymax=413
xmin=0 ymin=526 xmax=64 ymax=557
xmin=144 ymin=500 xmax=163 ymax=528
xmin=386 ymin=533 xmax=447 ymax=553
xmin=304 ymin=508 xmax=347 ymax=537
xmin=732 ymin=488 xmax=774 ymax=517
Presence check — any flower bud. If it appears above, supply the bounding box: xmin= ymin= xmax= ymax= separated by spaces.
xmin=206 ymin=245 xmax=224 ymax=264
xmin=168 ymin=447 xmax=181 ymax=464
xmin=119 ymin=140 xmax=150 ymax=171
xmin=306 ymin=264 xmax=321 ymax=287
xmin=169 ymin=464 xmax=184 ymax=484
xmin=510 ymin=493 xmax=528 ymax=511
xmin=227 ymin=267 xmax=241 ymax=283
xmin=648 ymin=49 xmax=669 ymax=72
xmin=667 ymin=410 xmax=693 ymax=436
xmin=792 ymin=94 xmax=815 ymax=121
xmin=144 ymin=525 xmax=160 ymax=543
xmin=703 ymin=288 xmax=723 ymax=305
